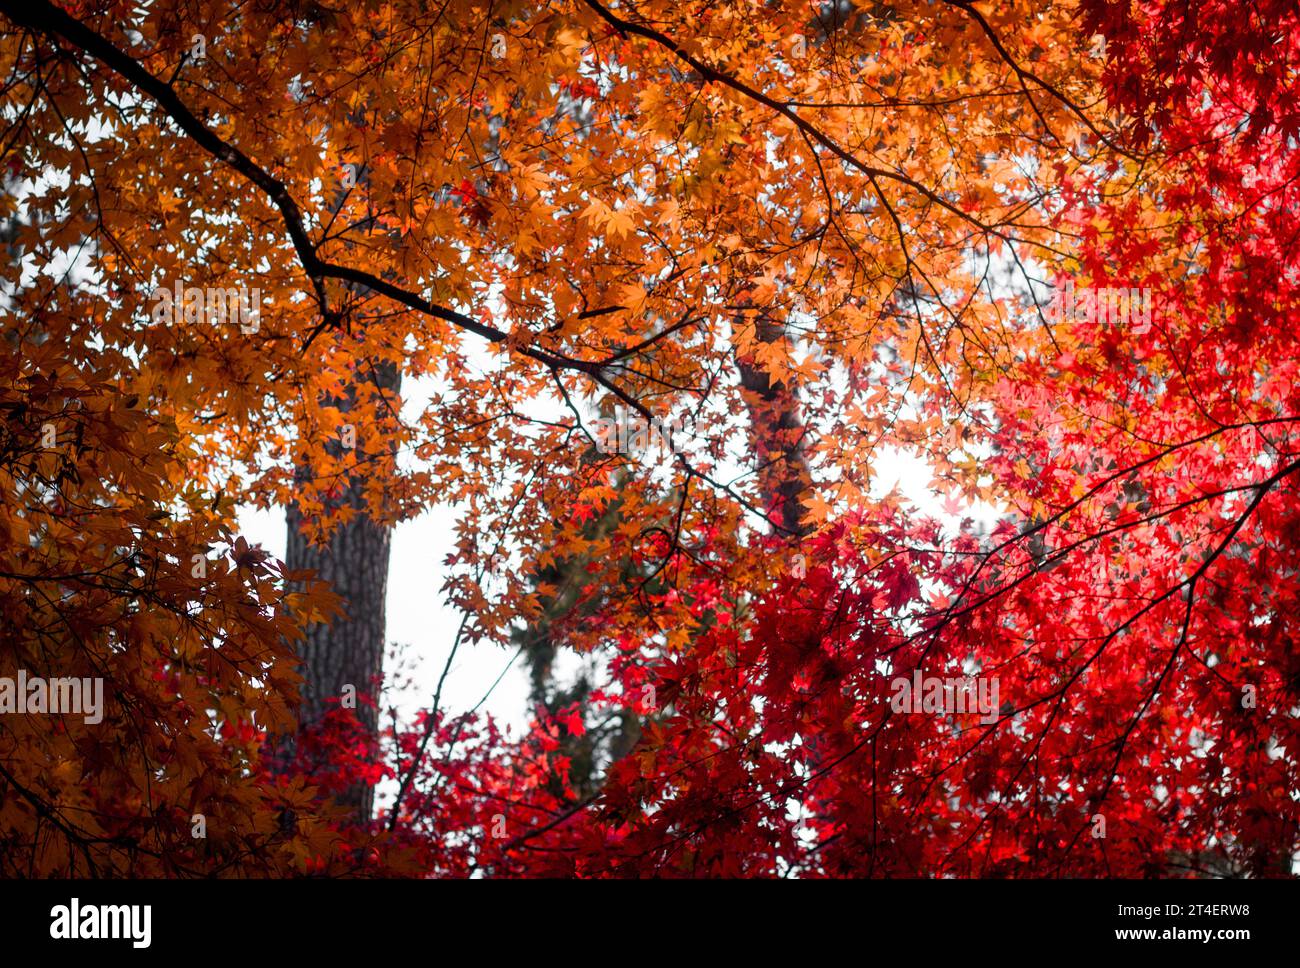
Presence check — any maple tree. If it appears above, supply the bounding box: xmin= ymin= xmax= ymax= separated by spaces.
xmin=0 ymin=0 xmax=1296 ymax=878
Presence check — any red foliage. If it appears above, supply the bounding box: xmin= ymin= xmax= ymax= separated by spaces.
xmin=289 ymin=3 xmax=1300 ymax=876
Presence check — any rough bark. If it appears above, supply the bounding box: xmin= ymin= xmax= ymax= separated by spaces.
xmin=735 ymin=307 xmax=814 ymax=537
xmin=283 ymin=359 xmax=400 ymax=822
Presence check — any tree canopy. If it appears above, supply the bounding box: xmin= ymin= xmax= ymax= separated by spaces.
xmin=1 ymin=0 xmax=1297 ymax=877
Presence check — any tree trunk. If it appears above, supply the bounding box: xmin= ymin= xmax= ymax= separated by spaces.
xmin=283 ymin=360 xmax=400 ymax=823
xmin=735 ymin=306 xmax=814 ymax=537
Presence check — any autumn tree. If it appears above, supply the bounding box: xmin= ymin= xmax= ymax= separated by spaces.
xmin=10 ymin=0 xmax=1287 ymax=880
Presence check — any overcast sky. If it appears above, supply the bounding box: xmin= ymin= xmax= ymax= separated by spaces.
xmin=237 ymin=441 xmax=998 ymax=743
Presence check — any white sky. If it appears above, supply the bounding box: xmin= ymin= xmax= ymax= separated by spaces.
xmin=235 ymin=441 xmax=996 ymax=739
